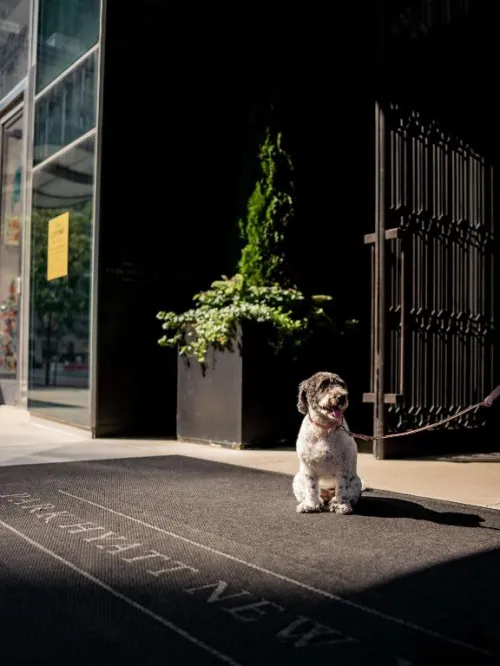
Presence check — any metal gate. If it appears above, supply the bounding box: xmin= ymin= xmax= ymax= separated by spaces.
xmin=365 ymin=1 xmax=496 ymax=458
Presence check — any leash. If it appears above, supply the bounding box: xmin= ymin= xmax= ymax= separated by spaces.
xmin=340 ymin=385 xmax=500 ymax=442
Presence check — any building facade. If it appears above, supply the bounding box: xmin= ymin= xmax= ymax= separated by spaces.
xmin=0 ymin=0 xmax=498 ymax=456
xmin=0 ymin=0 xmax=30 ymax=405
xmin=0 ymin=0 xmax=101 ymax=429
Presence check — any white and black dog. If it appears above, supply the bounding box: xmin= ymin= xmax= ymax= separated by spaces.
xmin=293 ymin=372 xmax=365 ymax=515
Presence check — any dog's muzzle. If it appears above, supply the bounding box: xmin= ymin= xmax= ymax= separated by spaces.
xmin=336 ymin=393 xmax=347 ymax=409
xmin=327 ymin=392 xmax=347 ymax=420
xmin=327 ymin=406 xmax=344 ymax=423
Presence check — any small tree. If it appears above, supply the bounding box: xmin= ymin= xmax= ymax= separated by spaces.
xmin=237 ymin=126 xmax=295 ymax=287
xmin=157 ymin=121 xmax=334 ymax=363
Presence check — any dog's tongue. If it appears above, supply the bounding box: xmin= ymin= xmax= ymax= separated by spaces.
xmin=330 ymin=407 xmax=343 ymax=422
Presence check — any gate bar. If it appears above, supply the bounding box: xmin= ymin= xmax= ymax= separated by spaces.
xmin=373 ymin=0 xmax=386 ymax=459
xmin=374 ymin=101 xmax=386 ymax=459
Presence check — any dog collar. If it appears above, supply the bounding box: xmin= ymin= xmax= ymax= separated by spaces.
xmin=308 ymin=413 xmax=343 ymax=434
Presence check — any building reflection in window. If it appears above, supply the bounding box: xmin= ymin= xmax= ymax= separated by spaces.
xmin=0 ymin=111 xmax=23 ymax=405
xmin=34 ymin=50 xmax=97 ymax=165
xmin=28 ymin=136 xmax=94 ymax=427
xmin=36 ymin=0 xmax=100 ymax=92
xmin=0 ymin=0 xmax=30 ymax=101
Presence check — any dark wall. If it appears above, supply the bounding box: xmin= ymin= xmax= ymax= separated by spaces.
xmin=95 ymin=2 xmax=250 ymax=435
xmin=94 ymin=1 xmax=376 ymax=437
xmin=279 ymin=7 xmax=375 ymax=430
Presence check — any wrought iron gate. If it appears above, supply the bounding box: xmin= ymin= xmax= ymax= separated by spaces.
xmin=365 ymin=99 xmax=496 ymax=458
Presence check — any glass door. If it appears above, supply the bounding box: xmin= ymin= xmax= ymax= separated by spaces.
xmin=0 ymin=108 xmax=23 ymax=404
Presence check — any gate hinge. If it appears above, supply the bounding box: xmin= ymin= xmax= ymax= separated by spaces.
xmin=363 ymin=393 xmax=403 ymax=404
xmin=364 ymin=228 xmax=401 ymax=244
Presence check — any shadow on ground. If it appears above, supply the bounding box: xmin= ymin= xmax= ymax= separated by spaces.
xmin=358 ymin=493 xmax=499 ymax=530
xmin=0 ymin=541 xmax=499 ymax=665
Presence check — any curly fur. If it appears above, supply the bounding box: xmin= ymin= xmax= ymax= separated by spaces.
xmin=293 ymin=371 xmax=364 ymax=515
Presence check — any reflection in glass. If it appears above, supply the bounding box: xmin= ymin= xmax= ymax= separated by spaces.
xmin=36 ymin=0 xmax=101 ymax=92
xmin=0 ymin=111 xmax=23 ymax=404
xmin=28 ymin=136 xmax=94 ymax=426
xmin=0 ymin=0 xmax=30 ymax=101
xmin=34 ymin=51 xmax=97 ymax=165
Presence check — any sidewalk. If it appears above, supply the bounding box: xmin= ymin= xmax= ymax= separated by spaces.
xmin=1 ymin=406 xmax=499 ymax=509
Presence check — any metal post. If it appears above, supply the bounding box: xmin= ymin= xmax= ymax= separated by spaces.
xmin=373 ymin=0 xmax=386 ymax=459
xmin=373 ymin=101 xmax=385 ymax=459
xmin=89 ymin=0 xmax=107 ymax=436
xmin=18 ymin=0 xmax=38 ymax=409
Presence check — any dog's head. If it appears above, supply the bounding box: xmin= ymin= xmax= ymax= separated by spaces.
xmin=297 ymin=372 xmax=349 ymax=423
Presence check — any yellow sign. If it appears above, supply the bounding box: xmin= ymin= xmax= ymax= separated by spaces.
xmin=47 ymin=212 xmax=69 ymax=281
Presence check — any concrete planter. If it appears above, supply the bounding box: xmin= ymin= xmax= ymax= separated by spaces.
xmin=176 ymin=323 xmax=304 ymax=449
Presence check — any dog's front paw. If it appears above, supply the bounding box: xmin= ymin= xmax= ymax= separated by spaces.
xmin=329 ymin=501 xmax=353 ymax=515
xmin=296 ymin=501 xmax=323 ymax=514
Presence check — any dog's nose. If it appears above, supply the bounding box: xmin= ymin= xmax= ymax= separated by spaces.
xmin=337 ymin=394 xmax=347 ymax=407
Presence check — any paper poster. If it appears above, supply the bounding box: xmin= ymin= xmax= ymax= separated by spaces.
xmin=3 ymin=214 xmax=20 ymax=246
xmin=47 ymin=212 xmax=69 ymax=281
xmin=3 ymin=166 xmax=22 ymax=246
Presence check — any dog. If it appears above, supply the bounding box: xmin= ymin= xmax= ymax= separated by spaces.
xmin=293 ymin=371 xmax=364 ymax=515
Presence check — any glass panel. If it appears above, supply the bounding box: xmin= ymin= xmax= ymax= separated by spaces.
xmin=36 ymin=0 xmax=101 ymax=92
xmin=34 ymin=50 xmax=97 ymax=165
xmin=28 ymin=136 xmax=94 ymax=427
xmin=0 ymin=110 xmax=23 ymax=404
xmin=0 ymin=0 xmax=30 ymax=101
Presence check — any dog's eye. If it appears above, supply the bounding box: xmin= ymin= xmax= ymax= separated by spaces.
xmin=320 ymin=380 xmax=330 ymax=390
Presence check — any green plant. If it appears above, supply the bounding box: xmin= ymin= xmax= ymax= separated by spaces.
xmin=157 ymin=274 xmax=332 ymax=363
xmin=156 ymin=120 xmax=345 ymax=363
xmin=237 ymin=127 xmax=294 ymax=287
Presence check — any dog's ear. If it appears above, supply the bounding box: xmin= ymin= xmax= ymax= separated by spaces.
xmin=297 ymin=379 xmax=309 ymax=414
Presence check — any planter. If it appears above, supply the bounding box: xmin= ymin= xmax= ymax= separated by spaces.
xmin=177 ymin=323 xmax=308 ymax=448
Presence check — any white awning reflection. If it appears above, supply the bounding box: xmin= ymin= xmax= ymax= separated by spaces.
xmin=33 ymin=138 xmax=94 ymax=208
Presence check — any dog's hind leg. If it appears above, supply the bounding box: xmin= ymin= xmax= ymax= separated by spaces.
xmin=329 ymin=474 xmax=362 ymax=515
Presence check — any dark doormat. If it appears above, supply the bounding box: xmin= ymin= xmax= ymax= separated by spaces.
xmin=0 ymin=455 xmax=499 ymax=666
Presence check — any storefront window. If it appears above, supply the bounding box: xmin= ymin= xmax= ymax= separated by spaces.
xmin=0 ymin=0 xmax=30 ymax=102
xmin=36 ymin=0 xmax=101 ymax=93
xmin=28 ymin=135 xmax=94 ymax=426
xmin=34 ymin=50 xmax=97 ymax=164
xmin=0 ymin=110 xmax=23 ymax=404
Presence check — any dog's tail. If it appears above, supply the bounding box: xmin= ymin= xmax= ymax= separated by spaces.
xmin=320 ymin=478 xmax=371 ymax=503
xmin=360 ymin=478 xmax=371 ymax=492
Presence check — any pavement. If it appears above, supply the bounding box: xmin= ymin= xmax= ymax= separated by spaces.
xmin=1 ymin=406 xmax=499 ymax=510
xmin=1 ymin=406 xmax=500 ymax=665
xmin=1 ymin=455 xmax=500 ymax=665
